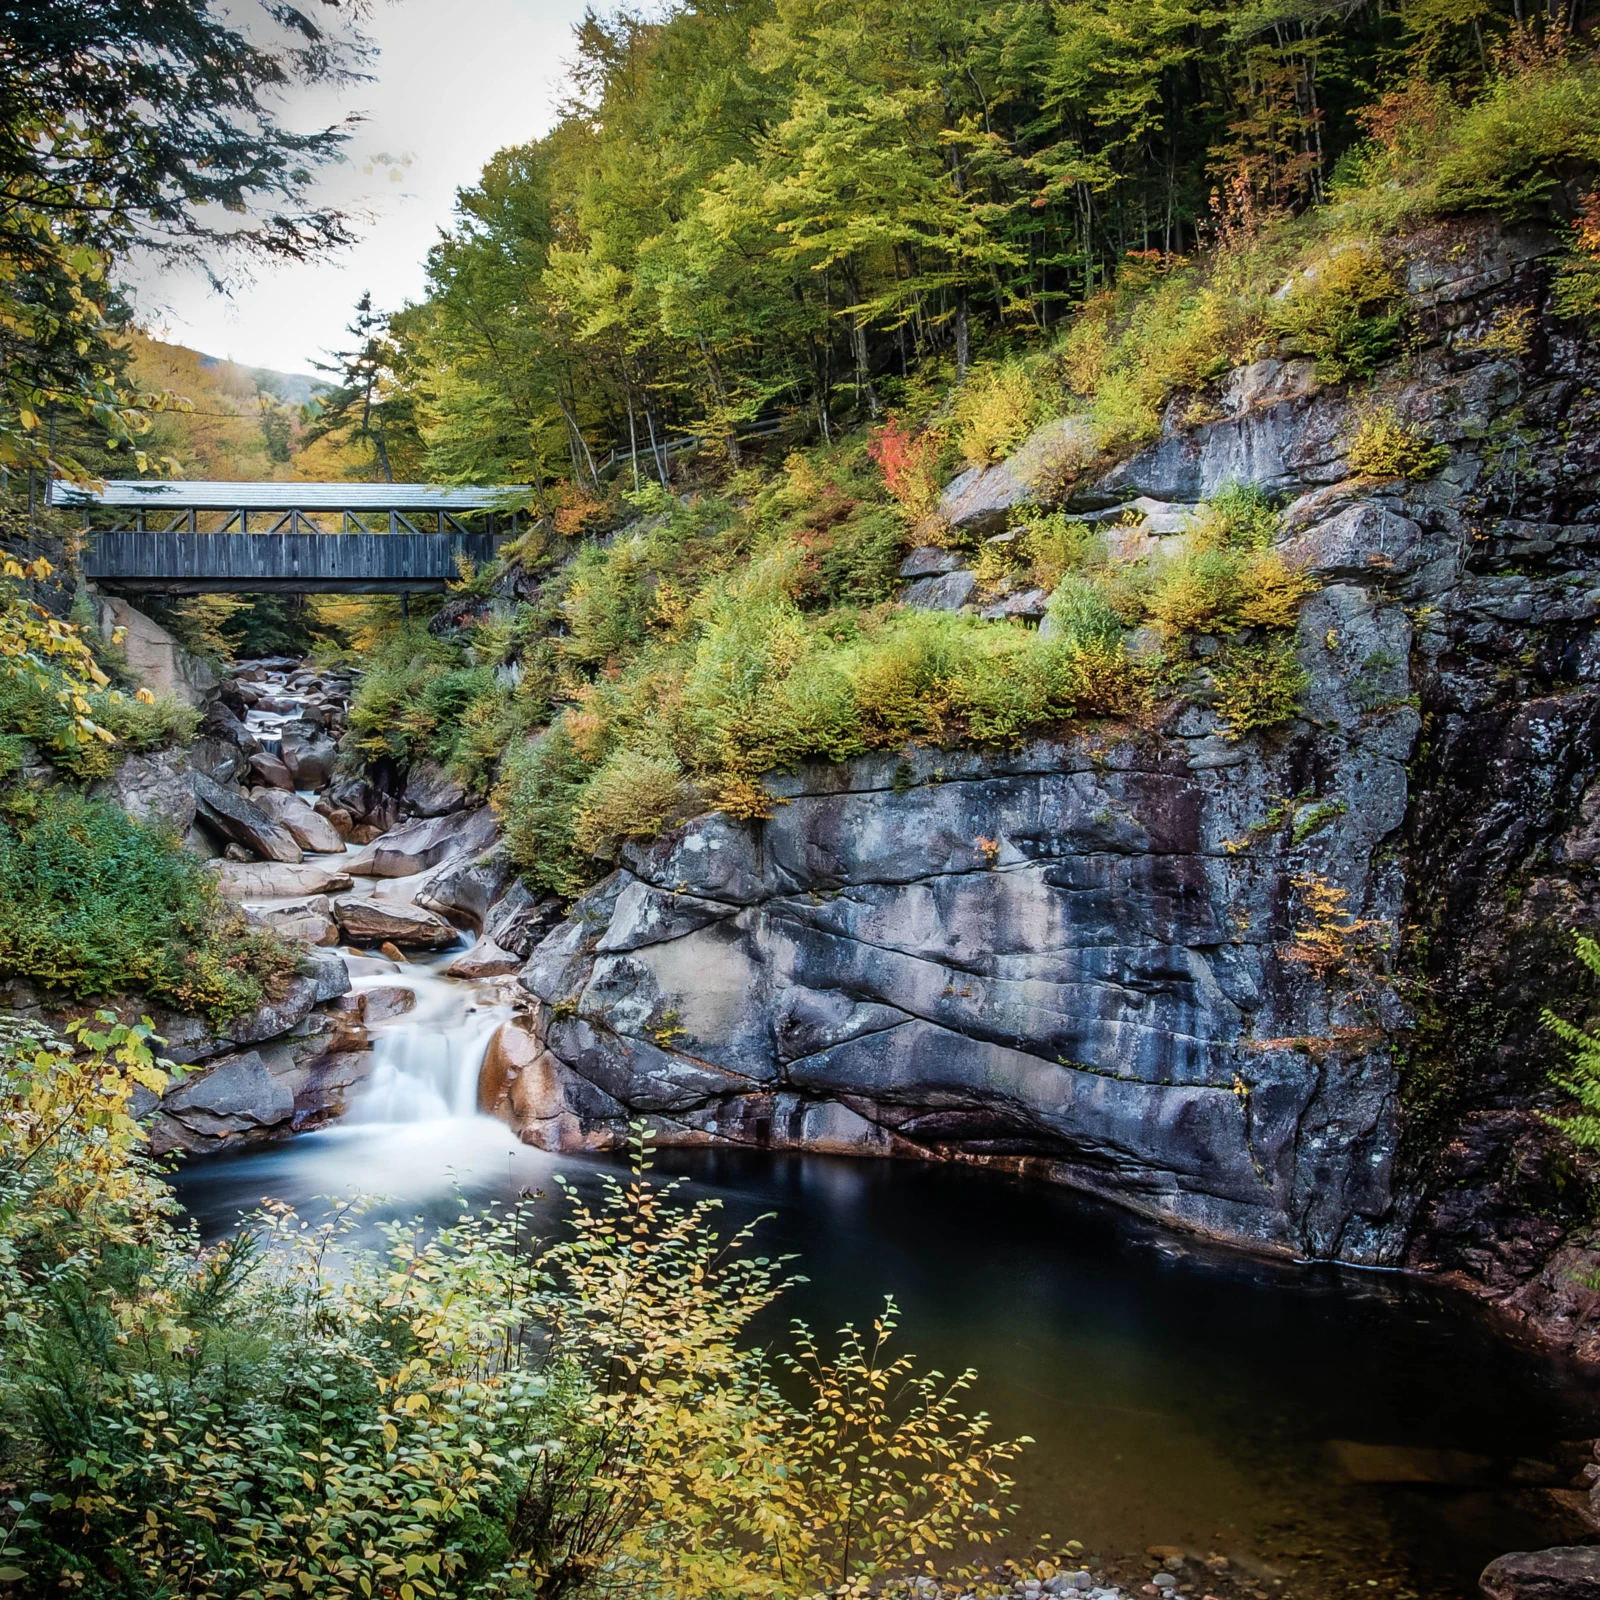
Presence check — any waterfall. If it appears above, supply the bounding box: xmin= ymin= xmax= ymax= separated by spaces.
xmin=347 ymin=966 xmax=511 ymax=1125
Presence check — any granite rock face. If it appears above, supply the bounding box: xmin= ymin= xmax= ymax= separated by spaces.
xmin=511 ymin=220 xmax=1600 ymax=1320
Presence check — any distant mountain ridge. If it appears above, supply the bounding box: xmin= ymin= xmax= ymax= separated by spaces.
xmin=193 ymin=350 xmax=329 ymax=409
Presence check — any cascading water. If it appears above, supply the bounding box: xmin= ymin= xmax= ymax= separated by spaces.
xmin=346 ymin=965 xmax=511 ymax=1125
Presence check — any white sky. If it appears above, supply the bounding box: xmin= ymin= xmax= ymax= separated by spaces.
xmin=126 ymin=0 xmax=594 ymax=378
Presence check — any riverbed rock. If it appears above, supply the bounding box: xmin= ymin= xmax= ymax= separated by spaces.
xmin=188 ymin=734 xmax=250 ymax=786
xmin=249 ymin=789 xmax=347 ymax=854
xmin=1479 ymin=1547 xmax=1600 ymax=1600
xmin=331 ymin=895 xmax=460 ymax=949
xmin=93 ymin=747 xmax=196 ymax=833
xmin=282 ymin=736 xmax=339 ymax=792
xmin=314 ymin=797 xmax=354 ymax=838
xmin=477 ymin=1017 xmax=619 ymax=1150
xmin=211 ymin=860 xmax=354 ymax=898
xmin=250 ymin=895 xmax=339 ymax=945
xmin=447 ymin=936 xmax=523 ymax=978
xmin=225 ymin=972 xmax=322 ymax=1045
xmin=484 ymin=881 xmax=567 ymax=958
xmin=345 ymin=807 xmax=498 ymax=879
xmin=150 ymin=1049 xmax=295 ymax=1153
xmin=418 ymin=846 xmax=518 ymax=932
xmin=301 ymin=947 xmax=352 ymax=1002
xmin=363 ymin=984 xmax=417 ymax=1023
xmin=248 ymin=751 xmax=296 ymax=790
xmin=192 ymin=772 xmax=302 ymax=863
xmin=403 ymin=758 xmax=468 ymax=817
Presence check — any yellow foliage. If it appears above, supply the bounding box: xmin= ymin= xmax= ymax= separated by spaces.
xmin=1345 ymin=407 xmax=1450 ymax=479
xmin=953 ymin=360 xmax=1047 ymax=466
xmin=1282 ymin=872 xmax=1392 ymax=975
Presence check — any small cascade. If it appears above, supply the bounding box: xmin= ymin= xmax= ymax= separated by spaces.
xmin=347 ymin=966 xmax=512 ymax=1126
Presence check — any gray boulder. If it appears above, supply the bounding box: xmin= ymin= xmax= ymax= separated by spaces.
xmin=331 ymin=895 xmax=460 ymax=949
xmin=192 ymin=772 xmax=303 ymax=863
xmin=403 ymin=758 xmax=468 ymax=817
xmin=211 ymin=861 xmax=353 ymax=898
xmin=249 ymin=789 xmax=346 ymax=854
xmin=189 ymin=735 xmax=250 ymax=786
xmin=300 ymin=947 xmax=352 ymax=1002
xmin=250 ymin=895 xmax=338 ymax=945
xmin=283 ymin=736 xmax=339 ymax=791
xmin=347 ymin=807 xmax=498 ymax=878
xmin=418 ymin=846 xmax=517 ymax=932
xmin=93 ymin=747 xmax=195 ymax=833
xmin=904 ymin=570 xmax=977 ymax=612
xmin=248 ymin=751 xmax=296 ymax=790
xmin=447 ymin=937 xmax=523 ymax=978
xmin=899 ymin=545 xmax=965 ymax=578
xmin=1480 ymin=1548 xmax=1600 ymax=1600
xmin=150 ymin=1050 xmax=295 ymax=1153
xmin=484 ymin=880 xmax=565 ymax=958
xmin=225 ymin=973 xmax=322 ymax=1044
xmin=202 ymin=700 xmax=261 ymax=755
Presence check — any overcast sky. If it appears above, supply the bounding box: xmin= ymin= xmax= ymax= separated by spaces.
xmin=126 ymin=0 xmax=594 ymax=378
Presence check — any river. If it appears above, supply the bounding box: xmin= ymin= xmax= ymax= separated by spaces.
xmin=171 ymin=953 xmax=1600 ymax=1600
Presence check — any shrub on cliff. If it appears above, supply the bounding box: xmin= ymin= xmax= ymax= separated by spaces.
xmin=0 ymin=793 xmax=296 ymax=1023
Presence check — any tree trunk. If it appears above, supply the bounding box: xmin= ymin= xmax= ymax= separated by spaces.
xmin=955 ymin=289 xmax=970 ymax=383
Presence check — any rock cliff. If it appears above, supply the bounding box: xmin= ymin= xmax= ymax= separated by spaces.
xmin=506 ymin=218 xmax=1600 ymax=1341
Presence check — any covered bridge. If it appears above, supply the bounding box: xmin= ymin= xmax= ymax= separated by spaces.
xmin=49 ymin=479 xmax=526 ymax=594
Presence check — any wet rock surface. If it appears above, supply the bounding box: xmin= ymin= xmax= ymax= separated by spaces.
xmin=501 ymin=220 xmax=1600 ymax=1350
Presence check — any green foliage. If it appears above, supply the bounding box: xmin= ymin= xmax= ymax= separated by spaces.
xmin=1 ymin=1051 xmax=1029 ymax=1600
xmin=572 ymin=746 xmax=691 ymax=859
xmin=496 ymin=723 xmax=601 ymax=899
xmin=0 ymin=793 xmax=296 ymax=1023
xmin=2 ymin=2 xmax=364 ymax=480
xmin=1345 ymin=407 xmax=1450 ymax=479
xmin=1543 ymin=932 xmax=1600 ymax=1149
xmin=1266 ymin=244 xmax=1405 ymax=382
xmin=1211 ymin=639 xmax=1312 ymax=741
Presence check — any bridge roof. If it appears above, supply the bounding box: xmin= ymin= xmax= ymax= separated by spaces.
xmin=48 ymin=479 xmax=522 ymax=512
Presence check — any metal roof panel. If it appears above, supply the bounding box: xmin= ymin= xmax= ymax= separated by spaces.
xmin=47 ymin=480 xmax=523 ymax=511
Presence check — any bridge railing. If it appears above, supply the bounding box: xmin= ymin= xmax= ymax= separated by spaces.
xmin=82 ymin=529 xmax=497 ymax=594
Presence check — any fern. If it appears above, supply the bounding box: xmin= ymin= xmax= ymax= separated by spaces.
xmin=1542 ymin=933 xmax=1600 ymax=1148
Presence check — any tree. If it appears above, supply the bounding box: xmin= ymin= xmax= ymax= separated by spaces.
xmin=0 ymin=0 xmax=370 ymax=481
xmin=302 ymin=292 xmax=420 ymax=483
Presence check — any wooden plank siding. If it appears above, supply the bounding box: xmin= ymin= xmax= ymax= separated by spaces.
xmin=82 ymin=531 xmax=498 ymax=594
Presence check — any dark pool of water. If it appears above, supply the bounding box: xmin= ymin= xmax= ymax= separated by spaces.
xmin=172 ymin=1126 xmax=1600 ymax=1600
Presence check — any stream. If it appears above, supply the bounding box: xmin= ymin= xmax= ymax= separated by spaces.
xmin=170 ymin=951 xmax=1600 ymax=1600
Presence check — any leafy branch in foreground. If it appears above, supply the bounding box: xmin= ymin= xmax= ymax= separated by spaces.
xmin=0 ymin=1050 xmax=1029 ymax=1600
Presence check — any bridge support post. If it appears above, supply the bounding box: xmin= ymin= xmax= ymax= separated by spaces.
xmin=401 ymin=591 xmax=410 ymax=621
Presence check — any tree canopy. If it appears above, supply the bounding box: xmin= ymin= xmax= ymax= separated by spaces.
xmin=390 ymin=0 xmax=1543 ymax=493
xmin=0 ymin=0 xmax=370 ymax=480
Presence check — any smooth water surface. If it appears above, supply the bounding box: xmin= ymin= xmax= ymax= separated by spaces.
xmin=171 ymin=967 xmax=1600 ymax=1600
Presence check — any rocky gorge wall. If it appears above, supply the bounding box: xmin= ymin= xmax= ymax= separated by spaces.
xmin=492 ymin=220 xmax=1600 ymax=1339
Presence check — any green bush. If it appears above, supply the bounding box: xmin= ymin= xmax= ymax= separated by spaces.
xmin=1266 ymin=244 xmax=1404 ymax=382
xmin=0 ymin=674 xmax=198 ymax=781
xmin=0 ymin=793 xmax=297 ymax=1022
xmin=496 ymin=722 xmax=601 ymax=898
xmin=1211 ymin=638 xmax=1311 ymax=740
xmin=1 ymin=1023 xmax=1029 ymax=1600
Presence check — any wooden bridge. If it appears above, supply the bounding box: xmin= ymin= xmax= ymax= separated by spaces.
xmin=48 ymin=480 xmax=523 ymax=594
